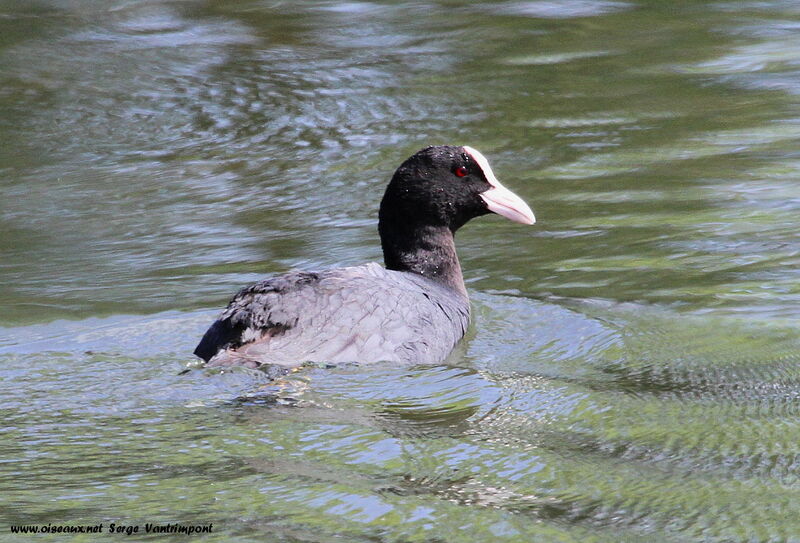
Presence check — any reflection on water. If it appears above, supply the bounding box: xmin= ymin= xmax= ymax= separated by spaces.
xmin=2 ymin=0 xmax=800 ymax=541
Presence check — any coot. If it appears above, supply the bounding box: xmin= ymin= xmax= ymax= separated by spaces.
xmin=194 ymin=145 xmax=534 ymax=370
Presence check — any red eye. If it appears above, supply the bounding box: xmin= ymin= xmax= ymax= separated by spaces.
xmin=454 ymin=166 xmax=468 ymax=177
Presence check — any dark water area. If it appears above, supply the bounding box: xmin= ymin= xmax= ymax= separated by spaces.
xmin=1 ymin=1 xmax=800 ymax=541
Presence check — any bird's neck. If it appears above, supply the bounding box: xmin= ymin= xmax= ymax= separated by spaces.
xmin=379 ymin=220 xmax=467 ymax=297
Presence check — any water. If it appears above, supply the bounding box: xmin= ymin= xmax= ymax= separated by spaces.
xmin=2 ymin=1 xmax=800 ymax=541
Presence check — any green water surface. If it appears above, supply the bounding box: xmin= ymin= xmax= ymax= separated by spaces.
xmin=2 ymin=1 xmax=800 ymax=541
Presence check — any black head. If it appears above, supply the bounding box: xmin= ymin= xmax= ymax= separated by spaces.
xmin=379 ymin=145 xmax=535 ymax=233
xmin=377 ymin=145 xmax=534 ymax=291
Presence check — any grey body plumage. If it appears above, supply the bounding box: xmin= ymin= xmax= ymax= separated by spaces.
xmin=195 ymin=263 xmax=468 ymax=368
